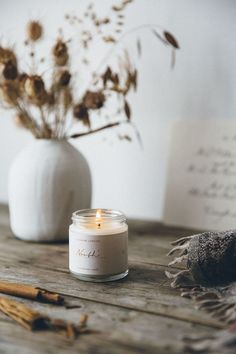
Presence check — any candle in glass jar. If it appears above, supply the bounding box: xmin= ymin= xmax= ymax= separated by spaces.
xmin=69 ymin=209 xmax=128 ymax=282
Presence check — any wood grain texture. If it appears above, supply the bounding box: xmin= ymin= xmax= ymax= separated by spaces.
xmin=0 ymin=204 xmax=221 ymax=354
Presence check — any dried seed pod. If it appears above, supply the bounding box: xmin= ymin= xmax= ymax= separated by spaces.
xmin=102 ymin=36 xmax=116 ymax=43
xmin=112 ymin=5 xmax=123 ymax=11
xmin=0 ymin=81 xmax=19 ymax=106
xmin=18 ymin=73 xmax=28 ymax=93
xmin=73 ymin=103 xmax=88 ymax=119
xmin=83 ymin=91 xmax=105 ymax=109
xmin=25 ymin=75 xmax=45 ymax=96
xmin=27 ymin=21 xmax=43 ymax=41
xmin=163 ymin=31 xmax=179 ymax=49
xmin=52 ymin=40 xmax=69 ymax=66
xmin=124 ymin=100 xmax=131 ymax=120
xmin=2 ymin=60 xmax=18 ymax=80
xmin=58 ymin=70 xmax=71 ymax=87
xmin=129 ymin=69 xmax=137 ymax=90
xmin=95 ymin=18 xmax=110 ymax=26
xmin=102 ymin=67 xmax=120 ymax=87
xmin=0 ymin=47 xmax=17 ymax=65
xmin=102 ymin=66 xmax=112 ymax=87
xmin=111 ymin=73 xmax=119 ymax=86
xmin=73 ymin=103 xmax=90 ymax=127
xmin=24 ymin=75 xmax=47 ymax=105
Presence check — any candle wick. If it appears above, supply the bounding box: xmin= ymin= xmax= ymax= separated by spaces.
xmin=97 ymin=223 xmax=101 ymax=229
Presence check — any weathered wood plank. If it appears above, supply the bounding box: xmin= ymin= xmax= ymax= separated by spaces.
xmin=0 ymin=204 xmax=221 ymax=354
xmin=0 ymin=204 xmax=195 ymax=268
xmin=0 ymin=204 xmax=221 ymax=329
xmin=0 ymin=258 xmax=223 ymax=329
xmin=0 ymin=319 xmax=158 ymax=354
xmin=0 ymin=228 xmax=180 ymax=269
xmin=0 ymin=293 xmax=215 ymax=354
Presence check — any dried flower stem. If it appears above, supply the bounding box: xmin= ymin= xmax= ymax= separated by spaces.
xmin=39 ymin=106 xmax=50 ymax=138
xmin=30 ymin=42 xmax=36 ymax=73
xmin=55 ymin=90 xmax=63 ymax=138
xmin=15 ymin=102 xmax=40 ymax=137
xmin=91 ymin=24 xmax=170 ymax=86
xmin=69 ymin=120 xmax=128 ymax=139
xmin=59 ymin=104 xmax=69 ymax=138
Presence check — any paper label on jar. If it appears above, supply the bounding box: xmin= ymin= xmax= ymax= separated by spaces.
xmin=69 ymin=229 xmax=128 ymax=275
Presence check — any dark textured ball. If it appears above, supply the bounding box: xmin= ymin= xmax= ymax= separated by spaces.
xmin=187 ymin=230 xmax=236 ymax=285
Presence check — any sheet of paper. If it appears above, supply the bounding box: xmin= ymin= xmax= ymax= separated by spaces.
xmin=163 ymin=120 xmax=236 ymax=231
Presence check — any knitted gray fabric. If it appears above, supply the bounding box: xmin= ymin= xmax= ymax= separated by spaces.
xmin=182 ymin=327 xmax=236 ymax=354
xmin=188 ymin=230 xmax=236 ymax=285
xmin=166 ymin=230 xmax=236 ymax=324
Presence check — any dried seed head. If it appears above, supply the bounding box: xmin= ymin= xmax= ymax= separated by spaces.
xmin=2 ymin=60 xmax=18 ymax=80
xmin=25 ymin=75 xmax=44 ymax=96
xmin=130 ymin=69 xmax=137 ymax=90
xmin=18 ymin=73 xmax=28 ymax=93
xmin=124 ymin=100 xmax=131 ymax=120
xmin=0 ymin=81 xmax=19 ymax=106
xmin=125 ymin=69 xmax=137 ymax=92
xmin=111 ymin=73 xmax=119 ymax=86
xmin=24 ymin=75 xmax=47 ymax=105
xmin=102 ymin=66 xmax=112 ymax=87
xmin=73 ymin=103 xmax=88 ymax=119
xmin=83 ymin=91 xmax=105 ymax=109
xmin=58 ymin=70 xmax=71 ymax=87
xmin=102 ymin=67 xmax=120 ymax=88
xmin=73 ymin=103 xmax=90 ymax=127
xmin=52 ymin=40 xmax=69 ymax=66
xmin=0 ymin=47 xmax=17 ymax=65
xmin=163 ymin=31 xmax=179 ymax=49
xmin=102 ymin=36 xmax=116 ymax=43
xmin=27 ymin=21 xmax=43 ymax=41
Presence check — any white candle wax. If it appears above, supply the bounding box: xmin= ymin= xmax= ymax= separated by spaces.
xmin=69 ymin=209 xmax=128 ymax=282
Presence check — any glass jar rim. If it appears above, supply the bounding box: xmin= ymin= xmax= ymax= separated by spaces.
xmin=72 ymin=209 xmax=127 ymax=224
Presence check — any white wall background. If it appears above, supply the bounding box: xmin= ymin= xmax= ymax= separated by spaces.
xmin=0 ymin=0 xmax=235 ymax=220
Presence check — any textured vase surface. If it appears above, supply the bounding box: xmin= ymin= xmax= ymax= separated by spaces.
xmin=8 ymin=139 xmax=91 ymax=242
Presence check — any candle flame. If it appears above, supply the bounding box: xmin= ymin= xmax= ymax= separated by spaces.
xmin=96 ymin=209 xmax=102 ymax=219
xmin=96 ymin=209 xmax=102 ymax=229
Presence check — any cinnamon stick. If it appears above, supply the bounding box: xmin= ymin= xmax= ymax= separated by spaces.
xmin=0 ymin=296 xmax=88 ymax=338
xmin=0 ymin=281 xmax=64 ymax=305
xmin=0 ymin=297 xmax=48 ymax=330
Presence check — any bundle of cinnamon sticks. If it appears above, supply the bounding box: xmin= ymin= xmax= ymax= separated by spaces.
xmin=0 ymin=280 xmax=89 ymax=339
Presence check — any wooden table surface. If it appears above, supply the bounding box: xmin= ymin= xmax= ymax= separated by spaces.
xmin=0 ymin=205 xmax=222 ymax=354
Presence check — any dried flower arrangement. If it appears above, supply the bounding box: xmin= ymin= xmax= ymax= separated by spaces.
xmin=0 ymin=0 xmax=179 ymax=141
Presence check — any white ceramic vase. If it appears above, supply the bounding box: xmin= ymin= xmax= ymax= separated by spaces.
xmin=8 ymin=139 xmax=91 ymax=242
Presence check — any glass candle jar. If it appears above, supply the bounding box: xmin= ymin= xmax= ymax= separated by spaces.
xmin=69 ymin=209 xmax=128 ymax=282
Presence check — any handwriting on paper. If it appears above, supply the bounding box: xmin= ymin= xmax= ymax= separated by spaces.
xmin=164 ymin=121 xmax=236 ymax=230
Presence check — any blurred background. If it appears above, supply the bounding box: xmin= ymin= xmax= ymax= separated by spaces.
xmin=0 ymin=0 xmax=235 ymax=220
